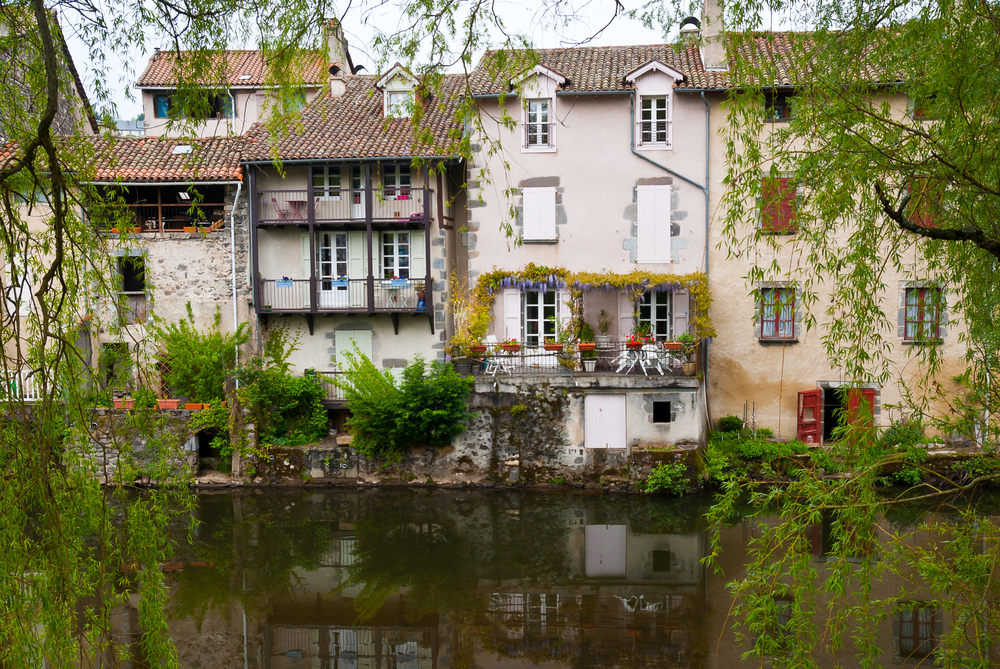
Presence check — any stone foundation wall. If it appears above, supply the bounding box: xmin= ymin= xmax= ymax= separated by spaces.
xmin=80 ymin=408 xmax=197 ymax=484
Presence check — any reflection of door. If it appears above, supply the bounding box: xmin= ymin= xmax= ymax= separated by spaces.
xmin=351 ymin=166 xmax=366 ymax=219
xmin=585 ymin=525 xmax=627 ymax=578
xmin=317 ymin=232 xmax=348 ymax=308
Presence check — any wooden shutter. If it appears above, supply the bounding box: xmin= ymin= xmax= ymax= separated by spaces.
xmin=585 ymin=394 xmax=626 ymax=449
xmin=503 ymin=289 xmax=521 ymax=341
xmin=636 ymin=185 xmax=671 ymax=263
xmin=522 ymin=187 xmax=556 ymax=240
xmin=300 ymin=233 xmax=312 ymax=277
xmin=335 ymin=329 xmax=373 ymax=369
xmin=347 ymin=231 xmax=368 ymax=308
xmin=618 ymin=290 xmax=634 ymax=339
xmin=410 ymin=230 xmax=426 ymax=278
xmin=557 ymin=290 xmax=572 ymax=337
xmin=847 ymin=388 xmax=877 ymax=426
xmin=672 ymin=291 xmax=689 ymax=338
xmin=907 ymin=177 xmax=938 ymax=228
xmin=797 ymin=389 xmax=822 ymax=444
xmin=762 ymin=177 xmax=796 ymax=232
xmin=584 ymin=525 xmax=627 ymax=578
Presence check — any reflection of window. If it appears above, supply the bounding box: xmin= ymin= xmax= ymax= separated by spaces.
xmin=313 ymin=166 xmax=341 ymax=200
xmin=525 ymin=99 xmax=551 ymax=148
xmin=154 ymin=94 xmax=173 ymax=118
xmin=382 ymin=164 xmax=410 ymax=200
xmin=638 ymin=290 xmax=672 ymax=340
xmin=523 ymin=290 xmax=558 ymax=346
xmin=898 ymin=605 xmax=938 ymax=658
xmin=381 ymin=232 xmax=410 ymax=279
xmin=765 ymin=90 xmax=794 ymax=121
xmin=905 ymin=286 xmax=941 ymax=341
xmin=759 ymin=286 xmax=795 ymax=340
xmin=640 ymin=96 xmax=669 ymax=144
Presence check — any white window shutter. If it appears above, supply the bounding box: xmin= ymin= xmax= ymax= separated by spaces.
xmin=347 ymin=232 xmax=368 ymax=308
xmin=557 ymin=290 xmax=572 ymax=337
xmin=636 ymin=186 xmax=654 ymax=263
xmin=539 ymin=188 xmax=556 ymax=239
xmin=4 ymin=260 xmax=30 ymax=317
xmin=410 ymin=230 xmax=426 ymax=278
xmin=653 ymin=185 xmax=672 ymax=263
xmin=335 ymin=329 xmax=373 ymax=369
xmin=672 ymin=291 xmax=689 ymax=338
xmin=522 ymin=189 xmax=540 ymax=240
xmin=503 ymin=289 xmax=521 ymax=341
xmin=300 ymin=233 xmax=312 ymax=278
xmin=618 ymin=290 xmax=634 ymax=339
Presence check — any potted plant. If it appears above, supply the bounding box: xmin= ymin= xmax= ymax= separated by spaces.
xmin=596 ymin=309 xmax=612 ymax=346
xmin=625 ymin=334 xmax=644 ymax=350
xmin=157 ymin=398 xmax=181 ymax=410
xmin=501 ymin=338 xmax=521 ymax=352
xmin=578 ymin=322 xmax=596 ymax=352
xmin=470 ymin=340 xmax=487 ymax=354
xmin=544 ymin=340 xmax=563 ymax=352
xmin=414 ymin=281 xmax=426 ymax=300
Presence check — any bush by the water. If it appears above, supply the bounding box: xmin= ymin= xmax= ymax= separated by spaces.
xmin=640 ymin=461 xmax=690 ymax=496
xmin=337 ymin=352 xmax=474 ymax=459
xmin=718 ymin=414 xmax=744 ymax=432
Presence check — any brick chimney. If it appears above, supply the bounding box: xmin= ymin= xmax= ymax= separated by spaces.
xmin=325 ymin=18 xmax=350 ymax=97
xmin=701 ymin=0 xmax=728 ymax=70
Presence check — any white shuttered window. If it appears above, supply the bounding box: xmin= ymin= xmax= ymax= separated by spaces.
xmin=636 ymin=185 xmax=672 ymax=263
xmin=522 ymin=187 xmax=557 ymax=241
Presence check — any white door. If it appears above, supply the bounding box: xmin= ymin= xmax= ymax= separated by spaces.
xmin=585 ymin=394 xmax=627 ymax=449
xmin=350 ymin=166 xmax=366 ymax=219
xmin=335 ymin=329 xmax=373 ymax=369
xmin=317 ymin=232 xmax=349 ymax=308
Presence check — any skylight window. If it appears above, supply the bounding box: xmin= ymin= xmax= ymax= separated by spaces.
xmin=172 ymin=145 xmax=193 ymax=155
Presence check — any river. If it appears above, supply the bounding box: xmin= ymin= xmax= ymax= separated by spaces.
xmin=144 ymin=488 xmax=995 ymax=668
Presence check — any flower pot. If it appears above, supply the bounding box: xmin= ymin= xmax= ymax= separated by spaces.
xmin=183 ymin=226 xmax=197 ymax=233
xmin=115 ymin=398 xmax=135 ymax=409
xmin=583 ymin=359 xmax=597 ymax=372
xmin=416 ymin=292 xmax=426 ymax=300
xmin=501 ymin=344 xmax=521 ymax=353
xmin=157 ymin=399 xmax=181 ymax=410
xmin=577 ymin=342 xmax=596 ymax=352
xmin=682 ymin=361 xmax=697 ymax=376
xmin=470 ymin=345 xmax=487 ymax=354
xmin=202 ymin=404 xmax=211 ymax=411
xmin=111 ymin=227 xmax=142 ymax=234
xmin=184 ymin=403 xmax=203 ymax=411
xmin=663 ymin=341 xmax=683 ymax=350
xmin=544 ymin=343 xmax=563 ymax=352
xmin=595 ymin=334 xmax=612 ymax=346
xmin=454 ymin=360 xmax=472 ymax=376
xmin=626 ymin=342 xmax=643 ymax=350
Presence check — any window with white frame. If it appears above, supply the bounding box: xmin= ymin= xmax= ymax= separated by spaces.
xmin=640 ymin=96 xmax=669 ymax=144
xmin=904 ymin=286 xmax=941 ymax=341
xmin=386 ymin=91 xmax=413 ymax=117
xmin=759 ymin=286 xmax=796 ymax=340
xmin=525 ymin=99 xmax=552 ymax=148
xmin=313 ymin=166 xmax=341 ymax=200
xmin=638 ymin=290 xmax=672 ymax=340
xmin=381 ymin=232 xmax=410 ymax=279
xmin=521 ymin=187 xmax=557 ymax=241
xmin=524 ymin=290 xmax=558 ymax=346
xmin=318 ymin=232 xmax=348 ymax=288
xmin=636 ymin=184 xmax=671 ymax=263
xmin=382 ymin=164 xmax=411 ymax=200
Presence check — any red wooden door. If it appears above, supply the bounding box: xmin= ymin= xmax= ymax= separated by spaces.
xmin=847 ymin=388 xmax=877 ymax=425
xmin=797 ymin=390 xmax=822 ymax=444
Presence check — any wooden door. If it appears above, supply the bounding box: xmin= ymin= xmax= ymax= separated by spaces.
xmin=797 ymin=389 xmax=822 ymax=444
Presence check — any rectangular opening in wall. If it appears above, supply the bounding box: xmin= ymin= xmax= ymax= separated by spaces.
xmin=653 ymin=401 xmax=672 ymax=423
xmin=652 ymin=550 xmax=672 ymax=572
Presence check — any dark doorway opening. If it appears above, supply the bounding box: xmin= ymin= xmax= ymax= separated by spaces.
xmin=822 ymin=387 xmax=848 ymax=442
xmin=197 ymin=429 xmax=225 ymax=473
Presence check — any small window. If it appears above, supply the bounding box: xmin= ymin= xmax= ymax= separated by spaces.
xmin=154 ymin=94 xmax=173 ymax=118
xmin=652 ymin=401 xmax=672 ymax=423
xmin=640 ymin=96 xmax=669 ymax=144
xmin=207 ymin=93 xmax=233 ymax=119
xmin=904 ymin=287 xmax=941 ymax=341
xmin=761 ymin=177 xmax=797 ymax=233
xmin=381 ymin=232 xmax=410 ymax=279
xmin=524 ymin=290 xmax=558 ymax=346
xmin=99 ymin=342 xmax=132 ymax=392
xmin=313 ymin=166 xmax=342 ymax=200
xmin=764 ymin=90 xmax=794 ymax=121
xmin=760 ymin=286 xmax=795 ymax=340
xmin=898 ymin=605 xmax=938 ymax=658
xmin=386 ymin=91 xmax=413 ymax=117
xmin=652 ymin=550 xmax=672 ymax=572
xmin=283 ymin=90 xmax=307 ymax=113
xmin=382 ymin=164 xmax=411 ymax=200
xmin=525 ymin=98 xmax=551 ymax=148
xmin=118 ymin=256 xmax=147 ymax=325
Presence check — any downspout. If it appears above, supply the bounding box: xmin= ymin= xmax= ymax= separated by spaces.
xmin=630 ymin=90 xmax=713 ymax=426
xmin=231 ymin=177 xmax=243 ymax=388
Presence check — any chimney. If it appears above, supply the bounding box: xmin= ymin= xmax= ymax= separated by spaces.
xmin=325 ymin=18 xmax=351 ymax=97
xmin=679 ymin=17 xmax=700 ymax=46
xmin=701 ymin=0 xmax=728 ymax=70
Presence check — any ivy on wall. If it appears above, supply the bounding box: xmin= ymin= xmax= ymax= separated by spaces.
xmin=452 ymin=263 xmax=715 ymax=346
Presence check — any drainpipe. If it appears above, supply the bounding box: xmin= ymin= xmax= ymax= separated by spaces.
xmin=630 ymin=90 xmax=713 ymax=424
xmin=230 ymin=177 xmax=243 ymax=388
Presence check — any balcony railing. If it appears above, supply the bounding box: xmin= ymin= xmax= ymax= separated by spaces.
xmin=524 ymin=122 xmax=555 ymax=149
xmin=256 ymin=188 xmax=430 ymax=225
xmin=464 ymin=340 xmax=695 ymax=376
xmin=1 ymin=369 xmax=44 ymax=402
xmin=258 ymin=278 xmax=429 ymax=314
xmin=97 ymin=203 xmax=226 ymax=233
xmin=317 ymin=371 xmax=347 ymax=403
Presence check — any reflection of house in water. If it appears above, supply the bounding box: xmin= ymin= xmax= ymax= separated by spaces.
xmin=266 ymin=625 xmax=436 ymax=669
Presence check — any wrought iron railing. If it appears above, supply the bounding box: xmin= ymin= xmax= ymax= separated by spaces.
xmin=467 ymin=341 xmax=695 ymax=376
xmin=317 ymin=371 xmax=347 ymax=402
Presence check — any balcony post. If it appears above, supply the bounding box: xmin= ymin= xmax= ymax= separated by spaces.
xmin=424 ymin=183 xmax=433 ymax=325
xmin=250 ymin=168 xmax=261 ymax=314
xmin=308 ymin=165 xmax=317 ymax=313
xmin=157 ymin=186 xmax=163 ymax=233
xmin=365 ymin=164 xmax=375 ymax=312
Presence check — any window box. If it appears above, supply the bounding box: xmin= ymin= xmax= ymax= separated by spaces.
xmin=330 ymin=280 xmax=348 ymax=288
xmin=543 ymin=342 xmax=563 ymax=352
xmin=157 ymin=399 xmax=181 ymax=410
xmin=275 ymin=279 xmax=294 ymax=288
xmin=501 ymin=343 xmax=521 ymax=353
xmin=390 ymin=279 xmax=408 ymax=288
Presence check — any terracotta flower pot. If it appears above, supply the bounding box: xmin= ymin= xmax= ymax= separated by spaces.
xmin=183 ymin=226 xmax=197 ymax=233
xmin=501 ymin=344 xmax=521 ymax=352
xmin=470 ymin=345 xmax=487 ymax=354
xmin=118 ymin=398 xmax=135 ymax=409
xmin=544 ymin=343 xmax=563 ymax=352
xmin=663 ymin=341 xmax=683 ymax=350
xmin=577 ymin=342 xmax=596 ymax=352
xmin=626 ymin=342 xmax=643 ymax=350
xmin=184 ymin=403 xmax=203 ymax=411
xmin=157 ymin=399 xmax=181 ymax=410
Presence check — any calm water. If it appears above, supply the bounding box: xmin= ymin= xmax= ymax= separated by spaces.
xmin=154 ymin=489 xmax=995 ymax=668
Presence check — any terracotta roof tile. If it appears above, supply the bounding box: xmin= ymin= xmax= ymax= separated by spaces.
xmin=241 ymin=75 xmax=465 ymax=161
xmin=136 ymin=50 xmax=326 ymax=87
xmin=86 ymin=137 xmax=243 ymax=182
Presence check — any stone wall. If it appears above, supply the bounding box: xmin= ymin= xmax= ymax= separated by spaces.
xmin=80 ymin=408 xmax=197 ymax=484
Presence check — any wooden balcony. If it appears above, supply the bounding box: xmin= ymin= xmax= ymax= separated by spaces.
xmin=254 ymin=187 xmax=430 ymax=227
xmin=258 ymin=278 xmax=429 ymax=315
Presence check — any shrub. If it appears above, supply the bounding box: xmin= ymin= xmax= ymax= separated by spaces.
xmin=152 ymin=303 xmax=248 ymax=403
xmin=237 ymin=362 xmax=327 ymax=447
xmin=640 ymin=461 xmax=690 ymax=496
xmin=337 ymin=351 xmax=474 ymax=459
xmin=718 ymin=415 xmax=744 ymax=432
xmin=732 ymin=439 xmax=808 ymax=460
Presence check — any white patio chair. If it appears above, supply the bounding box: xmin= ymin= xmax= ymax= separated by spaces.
xmin=484 ymin=335 xmax=514 ymax=376
xmin=639 ymin=343 xmax=667 ymax=376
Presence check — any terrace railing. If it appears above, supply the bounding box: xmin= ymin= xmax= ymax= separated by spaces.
xmin=466 ymin=341 xmax=694 ymax=376
xmin=256 ymin=188 xmax=430 ymax=225
xmin=1 ymin=369 xmax=44 ymax=402
xmin=258 ymin=278 xmax=429 ymax=314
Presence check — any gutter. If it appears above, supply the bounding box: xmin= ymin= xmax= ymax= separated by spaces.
xmin=240 ymin=156 xmax=459 ymax=167
xmin=84 ymin=180 xmax=243 ymax=186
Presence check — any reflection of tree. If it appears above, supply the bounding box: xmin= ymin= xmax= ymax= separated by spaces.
xmin=343 ymin=505 xmax=477 ymax=625
xmin=167 ymin=493 xmax=331 ymax=627
xmin=629 ymin=495 xmax=706 ymax=536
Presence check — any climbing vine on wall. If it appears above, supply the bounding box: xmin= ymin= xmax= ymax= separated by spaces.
xmin=451 ymin=263 xmax=715 ymax=346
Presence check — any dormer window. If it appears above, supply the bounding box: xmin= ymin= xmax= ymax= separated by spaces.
xmin=511 ymin=65 xmax=566 ymax=154
xmin=625 ymin=60 xmax=684 ymax=151
xmin=377 ymin=64 xmax=418 ymax=119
